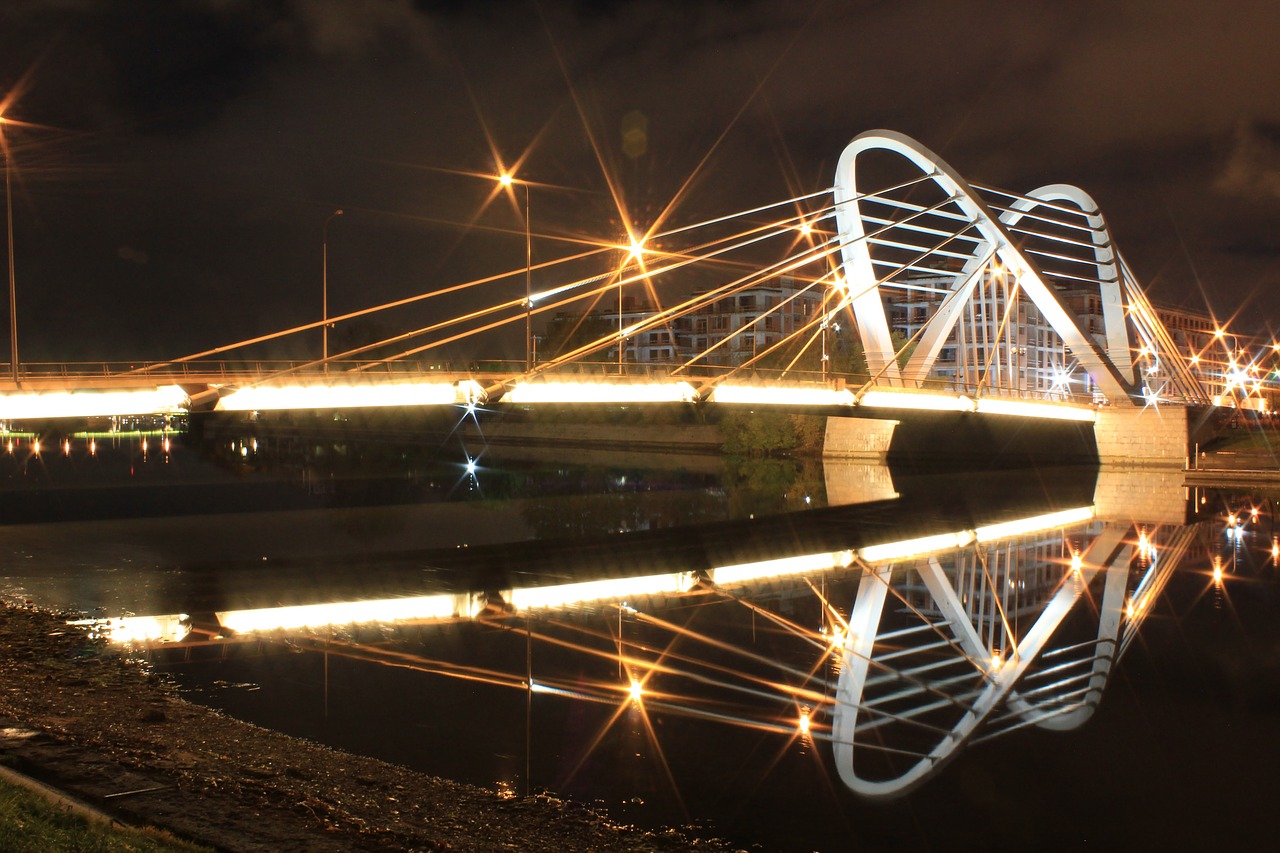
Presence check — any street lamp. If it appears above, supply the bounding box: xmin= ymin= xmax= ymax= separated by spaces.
xmin=1 ymin=114 xmax=17 ymax=383
xmin=499 ymin=172 xmax=532 ymax=373
xmin=323 ymin=209 xmax=343 ymax=372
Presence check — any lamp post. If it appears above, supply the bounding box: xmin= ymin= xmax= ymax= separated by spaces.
xmin=498 ymin=173 xmax=532 ymax=373
xmin=1 ymin=115 xmax=17 ymax=383
xmin=323 ymin=209 xmax=343 ymax=372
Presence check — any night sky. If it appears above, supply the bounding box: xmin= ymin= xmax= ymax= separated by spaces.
xmin=3 ymin=0 xmax=1280 ymax=364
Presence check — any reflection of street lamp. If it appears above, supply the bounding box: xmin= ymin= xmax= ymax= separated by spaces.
xmin=322 ymin=209 xmax=343 ymax=372
xmin=499 ymin=173 xmax=532 ymax=372
xmin=1 ymin=114 xmax=17 ymax=383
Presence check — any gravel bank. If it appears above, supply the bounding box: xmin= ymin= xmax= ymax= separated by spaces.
xmin=0 ymin=603 xmax=737 ymax=852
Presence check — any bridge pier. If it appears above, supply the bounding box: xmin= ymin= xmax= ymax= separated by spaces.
xmin=1093 ymin=406 xmax=1194 ymax=468
xmin=822 ymin=416 xmax=897 ymax=461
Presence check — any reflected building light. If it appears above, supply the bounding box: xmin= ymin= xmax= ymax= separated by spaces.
xmin=32 ymin=438 xmax=40 ymax=455
xmin=711 ymin=550 xmax=854 ymax=586
xmin=216 ymin=380 xmax=484 ymax=412
xmin=628 ymin=678 xmax=645 ymax=702
xmin=62 ymin=439 xmax=70 ymax=454
xmin=507 ymin=572 xmax=697 ymax=612
xmin=0 ymin=386 xmax=189 ymax=420
xmin=1271 ymin=538 xmax=1278 ymax=563
xmin=1212 ymin=557 xmax=1224 ymax=586
xmin=502 ymin=380 xmax=697 ymax=405
xmin=708 ymin=384 xmax=856 ymax=407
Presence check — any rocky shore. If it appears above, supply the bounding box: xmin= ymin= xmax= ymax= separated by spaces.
xmin=0 ymin=604 xmax=738 ymax=852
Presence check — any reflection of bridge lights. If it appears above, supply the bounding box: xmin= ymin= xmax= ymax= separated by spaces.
xmin=798 ymin=709 xmax=812 ymax=734
xmin=1272 ymin=538 xmax=1279 ymax=563
xmin=1070 ymin=552 xmax=1084 ymax=574
xmin=1212 ymin=557 xmax=1224 ymax=585
xmin=62 ymin=439 xmax=70 ymax=454
xmin=628 ymin=678 xmax=644 ymax=702
xmin=32 ymin=438 xmax=40 ymax=455
xmin=465 ymin=457 xmax=477 ymax=476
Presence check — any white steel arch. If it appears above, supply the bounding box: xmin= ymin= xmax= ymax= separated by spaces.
xmin=834 ymin=130 xmax=1141 ymax=405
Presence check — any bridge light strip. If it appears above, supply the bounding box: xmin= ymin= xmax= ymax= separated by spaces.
xmin=501 ymin=380 xmax=697 ymax=405
xmin=215 ymin=380 xmax=484 ymax=412
xmin=711 ymin=550 xmax=855 ymax=586
xmin=974 ymin=506 xmax=1096 ymax=542
xmin=217 ymin=594 xmax=466 ymax=633
xmin=856 ymin=389 xmax=1095 ymax=422
xmin=507 ymin=572 xmax=698 ymax=611
xmin=709 ymin=384 xmax=856 ymax=407
xmin=858 ymin=390 xmax=974 ymax=412
xmin=856 ymin=505 xmax=1096 ymax=564
xmin=973 ymin=397 xmax=1095 ymax=423
xmin=0 ymin=386 xmax=190 ymax=420
xmin=85 ymin=506 xmax=1096 ymax=644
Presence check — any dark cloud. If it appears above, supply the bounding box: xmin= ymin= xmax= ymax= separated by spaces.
xmin=2 ymin=0 xmax=1279 ymax=361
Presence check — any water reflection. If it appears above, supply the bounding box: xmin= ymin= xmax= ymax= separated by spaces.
xmin=73 ymin=464 xmax=1229 ymax=806
xmin=11 ymin=423 xmax=1280 ymax=847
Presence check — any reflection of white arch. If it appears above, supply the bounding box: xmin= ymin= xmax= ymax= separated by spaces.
xmin=830 ymin=522 xmax=1130 ymax=797
xmin=833 ymin=130 xmax=1139 ymax=405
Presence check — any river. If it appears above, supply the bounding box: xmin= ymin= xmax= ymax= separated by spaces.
xmin=2 ymin=419 xmax=1277 ymax=850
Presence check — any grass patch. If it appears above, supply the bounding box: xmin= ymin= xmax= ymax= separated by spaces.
xmin=1206 ymin=430 xmax=1280 ymax=453
xmin=0 ymin=777 xmax=212 ymax=853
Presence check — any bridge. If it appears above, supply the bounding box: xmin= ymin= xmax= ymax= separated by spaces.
xmin=0 ymin=131 xmax=1230 ymax=445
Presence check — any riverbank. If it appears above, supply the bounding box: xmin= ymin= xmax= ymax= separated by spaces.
xmin=0 ymin=603 xmax=737 ymax=852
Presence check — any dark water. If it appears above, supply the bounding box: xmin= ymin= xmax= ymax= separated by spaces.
xmin=4 ymin=418 xmax=1278 ymax=850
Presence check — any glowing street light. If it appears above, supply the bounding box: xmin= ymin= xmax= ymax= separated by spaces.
xmin=322 ymin=209 xmax=344 ymax=372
